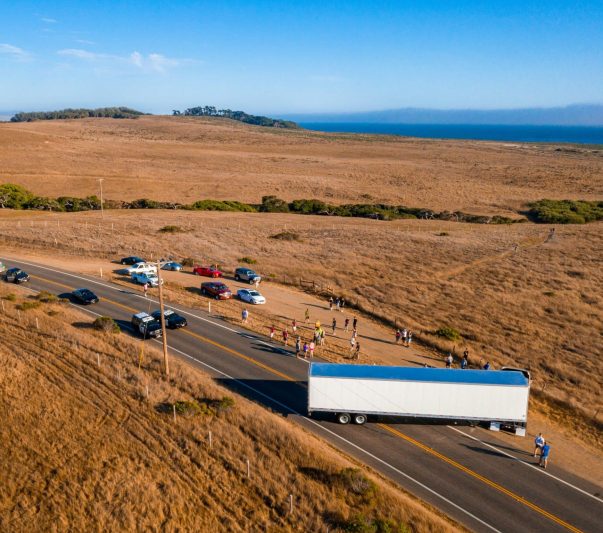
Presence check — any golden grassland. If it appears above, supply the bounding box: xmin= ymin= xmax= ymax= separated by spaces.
xmin=0 ymin=209 xmax=601 ymax=452
xmin=0 ymin=286 xmax=459 ymax=533
xmin=1 ymin=116 xmax=602 ymax=213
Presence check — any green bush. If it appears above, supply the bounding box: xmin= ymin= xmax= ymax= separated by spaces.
xmin=0 ymin=183 xmax=34 ymax=209
xmin=17 ymin=301 xmax=40 ymax=311
xmin=93 ymin=316 xmax=120 ymax=333
xmin=270 ymin=231 xmax=301 ymax=241
xmin=36 ymin=291 xmax=58 ymax=303
xmin=158 ymin=225 xmax=185 ymax=233
xmin=188 ymin=199 xmax=256 ymax=212
xmin=338 ymin=515 xmax=409 ymax=533
xmin=435 ymin=326 xmax=461 ymax=342
xmin=336 ymin=468 xmax=376 ymax=499
xmin=529 ymin=199 xmax=603 ymax=224
xmin=174 ymin=400 xmax=202 ymax=417
xmin=3 ymin=293 xmax=16 ymax=301
xmin=289 ymin=198 xmax=329 ymax=214
xmin=238 ymin=256 xmax=257 ymax=264
xmin=260 ymin=195 xmax=290 ymax=213
xmin=180 ymin=257 xmax=196 ymax=267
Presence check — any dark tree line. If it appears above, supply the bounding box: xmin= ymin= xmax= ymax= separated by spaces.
xmin=10 ymin=107 xmax=146 ymax=122
xmin=172 ymin=106 xmax=298 ymax=129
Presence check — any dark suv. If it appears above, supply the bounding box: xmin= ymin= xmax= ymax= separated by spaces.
xmin=234 ymin=267 xmax=261 ymax=284
xmin=5 ymin=268 xmax=29 ymax=284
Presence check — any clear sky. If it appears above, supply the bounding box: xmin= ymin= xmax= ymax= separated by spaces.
xmin=1 ymin=0 xmax=602 ymax=114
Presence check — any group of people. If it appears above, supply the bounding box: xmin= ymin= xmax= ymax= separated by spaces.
xmin=328 ymin=296 xmax=346 ymax=312
xmin=394 ymin=328 xmax=413 ymax=347
xmin=533 ymin=433 xmax=551 ymax=469
xmin=443 ymin=350 xmax=493 ymax=371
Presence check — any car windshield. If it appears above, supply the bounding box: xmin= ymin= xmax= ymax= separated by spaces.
xmin=164 ymin=310 xmax=174 ymax=316
xmin=248 ymin=291 xmax=260 ymax=296
xmin=216 ymin=284 xmax=227 ymax=290
xmin=80 ymin=289 xmax=93 ymax=296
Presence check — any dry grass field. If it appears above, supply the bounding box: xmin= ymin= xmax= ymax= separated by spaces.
xmin=1 ymin=116 xmax=602 ymax=213
xmin=0 ymin=210 xmax=601 ymax=449
xmin=0 ymin=285 xmax=457 ymax=532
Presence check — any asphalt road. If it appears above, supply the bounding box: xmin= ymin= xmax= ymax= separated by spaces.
xmin=5 ymin=257 xmax=602 ymax=533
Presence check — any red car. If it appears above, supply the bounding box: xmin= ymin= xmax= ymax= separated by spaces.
xmin=200 ymin=281 xmax=232 ymax=300
xmin=193 ymin=265 xmax=223 ymax=278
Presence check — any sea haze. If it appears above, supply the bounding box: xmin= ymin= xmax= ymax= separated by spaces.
xmin=299 ymin=123 xmax=603 ymax=145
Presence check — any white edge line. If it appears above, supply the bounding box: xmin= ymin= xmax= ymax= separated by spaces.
xmin=17 ymin=281 xmax=500 ymax=532
xmin=447 ymin=426 xmax=603 ymax=504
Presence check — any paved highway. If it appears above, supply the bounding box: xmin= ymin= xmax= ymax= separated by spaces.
xmin=5 ymin=257 xmax=602 ymax=533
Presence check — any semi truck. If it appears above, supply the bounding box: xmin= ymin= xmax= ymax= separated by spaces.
xmin=307 ymin=363 xmax=530 ymax=435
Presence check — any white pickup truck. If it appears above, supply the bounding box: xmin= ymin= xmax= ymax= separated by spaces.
xmin=125 ymin=262 xmax=157 ymax=275
xmin=131 ymin=272 xmax=162 ymax=287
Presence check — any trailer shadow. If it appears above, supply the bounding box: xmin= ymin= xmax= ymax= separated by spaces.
xmin=214 ymin=378 xmax=307 ymax=417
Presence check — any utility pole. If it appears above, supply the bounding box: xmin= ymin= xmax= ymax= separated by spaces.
xmin=156 ymin=261 xmax=169 ymax=377
xmin=98 ymin=178 xmax=104 ymax=219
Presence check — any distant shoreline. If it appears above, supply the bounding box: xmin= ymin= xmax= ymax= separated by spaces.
xmin=300 ymin=122 xmax=603 ymax=145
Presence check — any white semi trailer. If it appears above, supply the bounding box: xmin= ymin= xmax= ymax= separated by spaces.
xmin=307 ymin=363 xmax=530 ymax=435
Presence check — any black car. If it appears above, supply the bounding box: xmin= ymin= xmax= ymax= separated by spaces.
xmin=72 ymin=288 xmax=99 ymax=304
xmin=5 ymin=268 xmax=29 ymax=284
xmin=151 ymin=309 xmax=187 ymax=329
xmin=121 ymin=256 xmax=145 ymax=265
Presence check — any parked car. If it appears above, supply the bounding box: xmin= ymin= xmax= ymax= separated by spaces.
xmin=125 ymin=262 xmax=157 ymax=275
xmin=5 ymin=268 xmax=29 ymax=284
xmin=161 ymin=261 xmax=183 ymax=271
xmin=200 ymin=281 xmax=232 ymax=300
xmin=121 ymin=256 xmax=145 ymax=265
xmin=131 ymin=312 xmax=163 ymax=339
xmin=237 ymin=289 xmax=266 ymax=305
xmin=151 ymin=309 xmax=187 ymax=329
xmin=234 ymin=267 xmax=261 ymax=284
xmin=132 ymin=272 xmax=162 ymax=287
xmin=72 ymin=288 xmax=99 ymax=304
xmin=193 ymin=265 xmax=223 ymax=278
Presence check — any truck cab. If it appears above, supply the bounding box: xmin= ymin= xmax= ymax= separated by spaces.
xmin=131 ymin=312 xmax=163 ymax=339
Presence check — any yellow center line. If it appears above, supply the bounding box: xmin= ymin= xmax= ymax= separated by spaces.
xmin=378 ymin=424 xmax=582 ymax=533
xmin=32 ymin=273 xmax=583 ymax=532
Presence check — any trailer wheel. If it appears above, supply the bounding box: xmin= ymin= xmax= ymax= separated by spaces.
xmin=353 ymin=414 xmax=367 ymax=425
xmin=337 ymin=413 xmax=351 ymax=425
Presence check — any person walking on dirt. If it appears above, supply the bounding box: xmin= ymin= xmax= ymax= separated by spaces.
xmin=304 ymin=308 xmax=310 ymax=323
xmin=461 ymin=353 xmax=468 ymax=369
xmin=352 ymin=316 xmax=358 ymax=330
xmin=445 ymin=353 xmax=453 ymax=368
xmin=143 ymin=282 xmax=149 ymax=297
xmin=335 ymin=297 xmax=340 ymax=311
xmin=332 ymin=317 xmax=337 ymax=335
xmin=255 ymin=277 xmax=260 ymax=289
xmin=352 ymin=327 xmax=357 ymax=339
xmin=534 ymin=433 xmax=545 ymax=457
xmin=319 ymin=329 xmax=326 ymax=346
xmin=395 ymin=329 xmax=401 ymax=344
xmin=242 ymin=308 xmax=249 ymax=324
xmin=354 ymin=342 xmax=360 ymax=360
xmin=540 ymin=443 xmax=551 ymax=469
xmin=283 ymin=329 xmax=289 ymax=346
xmin=303 ymin=341 xmax=309 ymax=359
xmin=340 ymin=298 xmax=345 ymax=312
xmin=401 ymin=328 xmax=407 ymax=345
xmin=328 ymin=296 xmax=334 ymax=311
xmin=344 ymin=317 xmax=350 ymax=332
xmin=295 ymin=336 xmax=301 ymax=357
xmin=309 ymin=341 xmax=315 ymax=358
xmin=292 ymin=318 xmax=297 ymax=333
xmin=483 ymin=361 xmax=491 ymax=370
xmin=269 ymin=325 xmax=275 ymax=341
xmin=407 ymin=330 xmax=413 ymax=348
xmin=349 ymin=336 xmax=356 ymax=355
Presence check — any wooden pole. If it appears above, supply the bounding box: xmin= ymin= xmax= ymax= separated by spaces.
xmin=157 ymin=261 xmax=170 ymax=377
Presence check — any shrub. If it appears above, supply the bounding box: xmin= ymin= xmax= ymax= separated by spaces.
xmin=3 ymin=293 xmax=16 ymax=301
xmin=337 ymin=468 xmax=376 ymax=499
xmin=173 ymin=400 xmax=202 ymax=417
xmin=93 ymin=316 xmax=120 ymax=333
xmin=188 ymin=199 xmax=256 ymax=212
xmin=437 ymin=232 xmax=449 ymax=236
xmin=528 ymin=199 xmax=603 ymax=224
xmin=260 ymin=195 xmax=290 ymax=213
xmin=158 ymin=225 xmax=185 ymax=233
xmin=0 ymin=183 xmax=34 ymax=209
xmin=17 ymin=301 xmax=40 ymax=311
xmin=289 ymin=198 xmax=329 ymax=214
xmin=270 ymin=231 xmax=301 ymax=241
xmin=338 ymin=515 xmax=408 ymax=533
xmin=180 ymin=257 xmax=196 ymax=267
xmin=238 ymin=256 xmax=257 ymax=264
xmin=36 ymin=291 xmax=58 ymax=303
xmin=435 ymin=326 xmax=461 ymax=342
xmin=214 ymin=396 xmax=235 ymax=413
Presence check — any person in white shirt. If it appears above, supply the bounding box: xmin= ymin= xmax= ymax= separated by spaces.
xmin=534 ymin=433 xmax=545 ymax=457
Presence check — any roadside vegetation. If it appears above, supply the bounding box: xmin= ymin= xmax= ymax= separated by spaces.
xmin=172 ymin=105 xmax=298 ymax=129
xmin=0 ymin=287 xmax=456 ymax=532
xmin=528 ymin=199 xmax=603 ymax=224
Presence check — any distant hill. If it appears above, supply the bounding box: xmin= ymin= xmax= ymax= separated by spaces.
xmin=287 ymin=104 xmax=603 ymax=126
xmin=173 ymin=106 xmax=298 ymax=129
xmin=10 ymin=107 xmax=146 ymax=122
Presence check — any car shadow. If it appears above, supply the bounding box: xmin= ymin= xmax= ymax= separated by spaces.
xmin=214 ymin=378 xmax=307 ymax=416
xmin=71 ymin=321 xmax=95 ymax=330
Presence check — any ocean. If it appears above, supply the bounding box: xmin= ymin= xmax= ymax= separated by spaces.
xmin=299 ymin=123 xmax=603 ymax=145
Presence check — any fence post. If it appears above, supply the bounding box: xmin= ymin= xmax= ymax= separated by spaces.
xmin=97 ymin=353 xmax=100 ymax=367
xmin=208 ymin=431 xmax=212 ymax=449
xmin=173 ymin=404 xmax=177 ymax=421
xmin=246 ymin=458 xmax=250 ymax=478
xmin=289 ymin=494 xmax=293 ymax=514
xmin=35 ymin=317 xmax=39 ymax=330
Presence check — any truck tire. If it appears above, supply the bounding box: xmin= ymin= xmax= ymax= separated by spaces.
xmin=235 ymin=274 xmax=240 ymax=281
xmin=201 ymin=288 xmax=206 ymax=295
xmin=249 ymin=279 xmax=254 ymax=285
xmin=353 ymin=414 xmax=367 ymax=425
xmin=337 ymin=413 xmax=351 ymax=425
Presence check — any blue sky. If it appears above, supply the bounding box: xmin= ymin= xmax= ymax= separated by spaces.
xmin=0 ymin=0 xmax=602 ymax=114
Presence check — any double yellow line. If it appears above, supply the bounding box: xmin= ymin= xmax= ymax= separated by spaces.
xmin=33 ymin=273 xmax=583 ymax=532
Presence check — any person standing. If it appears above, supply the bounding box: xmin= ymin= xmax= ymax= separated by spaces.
xmin=303 ymin=341 xmax=309 ymax=359
xmin=483 ymin=361 xmax=491 ymax=370
xmin=461 ymin=353 xmax=468 ymax=369
xmin=309 ymin=340 xmax=315 ymax=358
xmin=304 ymin=308 xmax=310 ymax=323
xmin=352 ymin=327 xmax=357 ymax=339
xmin=354 ymin=342 xmax=360 ymax=360
xmin=255 ymin=277 xmax=260 ymax=289
xmin=352 ymin=316 xmax=358 ymax=330
xmin=242 ymin=308 xmax=249 ymax=323
xmin=269 ymin=324 xmax=276 ymax=340
xmin=349 ymin=336 xmax=356 ymax=355
xmin=401 ymin=328 xmax=408 ymax=346
xmin=335 ymin=297 xmax=340 ymax=312
xmin=533 ymin=433 xmax=545 ymax=457
xmin=445 ymin=353 xmax=453 ymax=368
xmin=319 ymin=329 xmax=326 ymax=346
xmin=407 ymin=330 xmax=413 ymax=348
xmin=295 ymin=336 xmax=301 ymax=357
xmin=292 ymin=318 xmax=297 ymax=333
xmin=344 ymin=317 xmax=350 ymax=332
xmin=540 ymin=443 xmax=551 ymax=469
xmin=283 ymin=329 xmax=289 ymax=346
xmin=332 ymin=317 xmax=337 ymax=335
xmin=328 ymin=296 xmax=334 ymax=311
xmin=143 ymin=282 xmax=149 ymax=297
xmin=340 ymin=298 xmax=345 ymax=312
xmin=395 ymin=329 xmax=401 ymax=344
